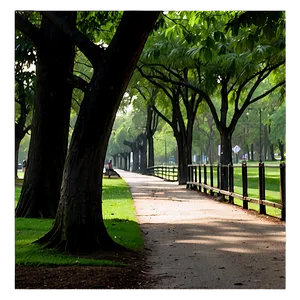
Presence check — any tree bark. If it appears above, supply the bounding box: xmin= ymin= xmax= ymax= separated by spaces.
xmin=220 ymin=129 xmax=233 ymax=190
xmin=145 ymin=105 xmax=158 ymax=167
xmin=37 ymin=11 xmax=160 ymax=253
xmin=16 ymin=12 xmax=77 ymax=218
xmin=138 ymin=133 xmax=147 ymax=173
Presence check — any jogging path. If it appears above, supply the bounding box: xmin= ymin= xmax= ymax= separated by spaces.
xmin=117 ymin=169 xmax=286 ymax=289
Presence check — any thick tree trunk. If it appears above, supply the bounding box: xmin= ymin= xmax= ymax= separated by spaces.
xmin=220 ymin=129 xmax=233 ymax=191
xmin=15 ymin=12 xmax=76 ymax=218
xmin=147 ymin=136 xmax=154 ymax=167
xmin=37 ymin=11 xmax=160 ymax=253
xmin=175 ymin=133 xmax=192 ymax=185
xmin=138 ymin=133 xmax=147 ymax=173
xmin=132 ymin=142 xmax=139 ymax=172
xmin=146 ymin=105 xmax=156 ymax=167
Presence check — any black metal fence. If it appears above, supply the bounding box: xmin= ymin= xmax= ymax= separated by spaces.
xmin=186 ymin=162 xmax=286 ymax=221
xmin=145 ymin=165 xmax=178 ymax=182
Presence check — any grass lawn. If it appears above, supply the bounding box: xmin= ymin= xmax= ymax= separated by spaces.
xmin=194 ymin=162 xmax=283 ymax=218
xmin=15 ymin=178 xmax=143 ymax=266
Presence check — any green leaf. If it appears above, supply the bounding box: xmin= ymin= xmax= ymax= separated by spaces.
xmin=186 ymin=47 xmax=200 ymax=58
xmin=246 ymin=37 xmax=255 ymax=51
xmin=189 ymin=13 xmax=196 ymax=27
xmin=228 ymin=90 xmax=236 ymax=104
xmin=165 ymin=25 xmax=176 ymax=37
xmin=214 ymin=31 xmax=222 ymax=41
xmin=200 ymin=47 xmax=212 ymax=62
xmin=218 ymin=44 xmax=227 ymax=55
xmin=206 ymin=36 xmax=216 ymax=49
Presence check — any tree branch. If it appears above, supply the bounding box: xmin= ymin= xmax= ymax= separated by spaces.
xmin=68 ymin=74 xmax=89 ymax=91
xmin=151 ymin=104 xmax=173 ymax=129
xmin=249 ymin=80 xmax=286 ymax=104
xmin=24 ymin=125 xmax=32 ymax=135
xmin=41 ymin=11 xmax=103 ymax=67
xmin=73 ymin=69 xmax=91 ymax=81
xmin=15 ymin=12 xmax=41 ymax=44
xmin=137 ymin=66 xmax=174 ymax=101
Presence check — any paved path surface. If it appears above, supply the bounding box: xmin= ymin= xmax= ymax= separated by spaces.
xmin=117 ymin=170 xmax=286 ymax=289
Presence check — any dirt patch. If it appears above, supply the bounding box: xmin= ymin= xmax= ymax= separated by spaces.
xmin=15 ymin=250 xmax=156 ymax=289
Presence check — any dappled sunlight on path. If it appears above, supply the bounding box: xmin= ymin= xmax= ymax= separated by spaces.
xmin=117 ymin=170 xmax=285 ymax=289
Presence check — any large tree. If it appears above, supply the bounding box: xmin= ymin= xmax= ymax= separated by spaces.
xmin=36 ymin=11 xmax=160 ymax=252
xmin=15 ymin=12 xmax=77 ymax=218
xmin=142 ymin=11 xmax=285 ymax=188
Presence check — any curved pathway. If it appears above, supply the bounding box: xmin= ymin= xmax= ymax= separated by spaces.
xmin=117 ymin=170 xmax=285 ymax=289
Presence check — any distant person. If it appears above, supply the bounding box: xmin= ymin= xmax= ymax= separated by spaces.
xmin=22 ymin=159 xmax=27 ymax=172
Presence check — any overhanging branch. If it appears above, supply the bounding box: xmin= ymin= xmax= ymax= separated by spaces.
xmin=41 ymin=11 xmax=103 ymax=67
xmin=15 ymin=12 xmax=41 ymax=44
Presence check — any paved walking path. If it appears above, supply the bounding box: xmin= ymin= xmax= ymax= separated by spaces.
xmin=117 ymin=170 xmax=286 ymax=289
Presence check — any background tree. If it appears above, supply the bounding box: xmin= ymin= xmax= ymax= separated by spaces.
xmin=15 ymin=31 xmax=35 ymax=178
xmin=15 ymin=11 xmax=77 ymax=218
xmin=148 ymin=11 xmax=285 ymax=188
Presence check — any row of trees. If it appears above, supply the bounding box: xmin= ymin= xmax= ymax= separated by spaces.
xmin=107 ymin=11 xmax=285 ymax=186
xmin=15 ymin=11 xmax=285 ymax=253
xmin=107 ymin=94 xmax=285 ymax=169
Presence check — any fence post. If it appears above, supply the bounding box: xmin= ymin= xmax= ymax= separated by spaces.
xmin=203 ymin=164 xmax=207 ymax=194
xmin=198 ymin=165 xmax=202 ymax=192
xmin=210 ymin=165 xmax=214 ymax=196
xmin=258 ymin=162 xmax=266 ymax=215
xmin=228 ymin=163 xmax=234 ymax=204
xmin=194 ymin=165 xmax=198 ymax=191
xmin=280 ymin=162 xmax=286 ymax=221
xmin=217 ymin=164 xmax=220 ymax=195
xmin=242 ymin=161 xmax=248 ymax=210
xmin=187 ymin=165 xmax=190 ymax=189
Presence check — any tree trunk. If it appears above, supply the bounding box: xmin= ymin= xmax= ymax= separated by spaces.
xmin=147 ymin=136 xmax=154 ymax=167
xmin=37 ymin=11 xmax=160 ymax=253
xmin=278 ymin=140 xmax=285 ymax=161
xmin=220 ymin=129 xmax=233 ymax=191
xmin=15 ymin=120 xmax=28 ymax=178
xmin=127 ymin=152 xmax=131 ymax=171
xmin=15 ymin=12 xmax=76 ymax=218
xmin=112 ymin=154 xmax=117 ymax=168
xmin=124 ymin=139 xmax=140 ymax=172
xmin=146 ymin=105 xmax=156 ymax=167
xmin=138 ymin=133 xmax=147 ymax=173
xmin=15 ymin=137 xmax=22 ymax=179
xmin=175 ymin=132 xmax=192 ymax=185
xmin=250 ymin=143 xmax=254 ymax=161
xmin=133 ymin=141 xmax=139 ymax=172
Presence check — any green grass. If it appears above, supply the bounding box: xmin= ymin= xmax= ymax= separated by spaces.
xmin=196 ymin=162 xmax=283 ymax=218
xmin=15 ymin=178 xmax=143 ymax=266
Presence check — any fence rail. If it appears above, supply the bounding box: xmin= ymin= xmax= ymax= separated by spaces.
xmin=145 ymin=165 xmax=178 ymax=182
xmin=187 ymin=162 xmax=286 ymax=221
xmin=144 ymin=162 xmax=285 ymax=221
